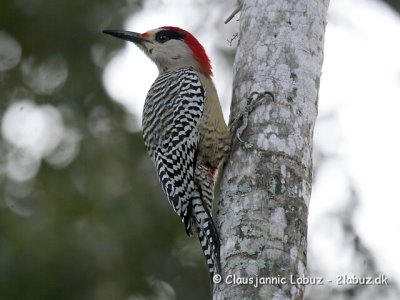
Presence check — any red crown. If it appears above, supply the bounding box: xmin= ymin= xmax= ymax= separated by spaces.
xmin=161 ymin=26 xmax=212 ymax=76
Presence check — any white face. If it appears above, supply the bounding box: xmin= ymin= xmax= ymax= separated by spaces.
xmin=138 ymin=29 xmax=198 ymax=73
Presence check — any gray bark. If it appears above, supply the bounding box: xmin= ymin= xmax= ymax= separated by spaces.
xmin=214 ymin=0 xmax=329 ymax=299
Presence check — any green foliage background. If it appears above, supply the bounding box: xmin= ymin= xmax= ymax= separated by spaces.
xmin=0 ymin=1 xmax=209 ymax=299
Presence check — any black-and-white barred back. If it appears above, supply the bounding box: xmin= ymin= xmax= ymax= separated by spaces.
xmin=142 ymin=67 xmax=221 ymax=278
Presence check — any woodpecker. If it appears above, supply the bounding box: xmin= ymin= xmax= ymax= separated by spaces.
xmin=103 ymin=27 xmax=229 ymax=280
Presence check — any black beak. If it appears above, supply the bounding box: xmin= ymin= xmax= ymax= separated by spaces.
xmin=102 ymin=29 xmax=151 ymax=45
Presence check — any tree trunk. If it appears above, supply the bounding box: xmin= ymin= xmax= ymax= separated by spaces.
xmin=214 ymin=0 xmax=329 ymax=299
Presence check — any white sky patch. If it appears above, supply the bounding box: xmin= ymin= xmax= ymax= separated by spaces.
xmin=0 ymin=31 xmax=22 ymax=71
xmin=21 ymin=56 xmax=68 ymax=95
xmin=311 ymin=0 xmax=400 ymax=283
xmin=2 ymin=100 xmax=64 ymax=158
xmin=1 ymin=99 xmax=81 ymax=182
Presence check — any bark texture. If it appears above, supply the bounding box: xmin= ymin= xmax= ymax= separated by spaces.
xmin=214 ymin=0 xmax=329 ymax=299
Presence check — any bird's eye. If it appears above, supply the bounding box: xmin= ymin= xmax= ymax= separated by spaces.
xmin=157 ymin=34 xmax=169 ymax=43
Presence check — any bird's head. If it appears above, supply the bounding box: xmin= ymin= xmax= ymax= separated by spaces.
xmin=103 ymin=26 xmax=212 ymax=76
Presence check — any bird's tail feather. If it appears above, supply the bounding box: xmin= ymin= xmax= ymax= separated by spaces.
xmin=190 ymin=192 xmax=221 ymax=280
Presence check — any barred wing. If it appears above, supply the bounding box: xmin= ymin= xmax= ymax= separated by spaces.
xmin=143 ymin=69 xmax=205 ymax=233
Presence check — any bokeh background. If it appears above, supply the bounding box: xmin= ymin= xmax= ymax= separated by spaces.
xmin=1 ymin=0 xmax=400 ymax=299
